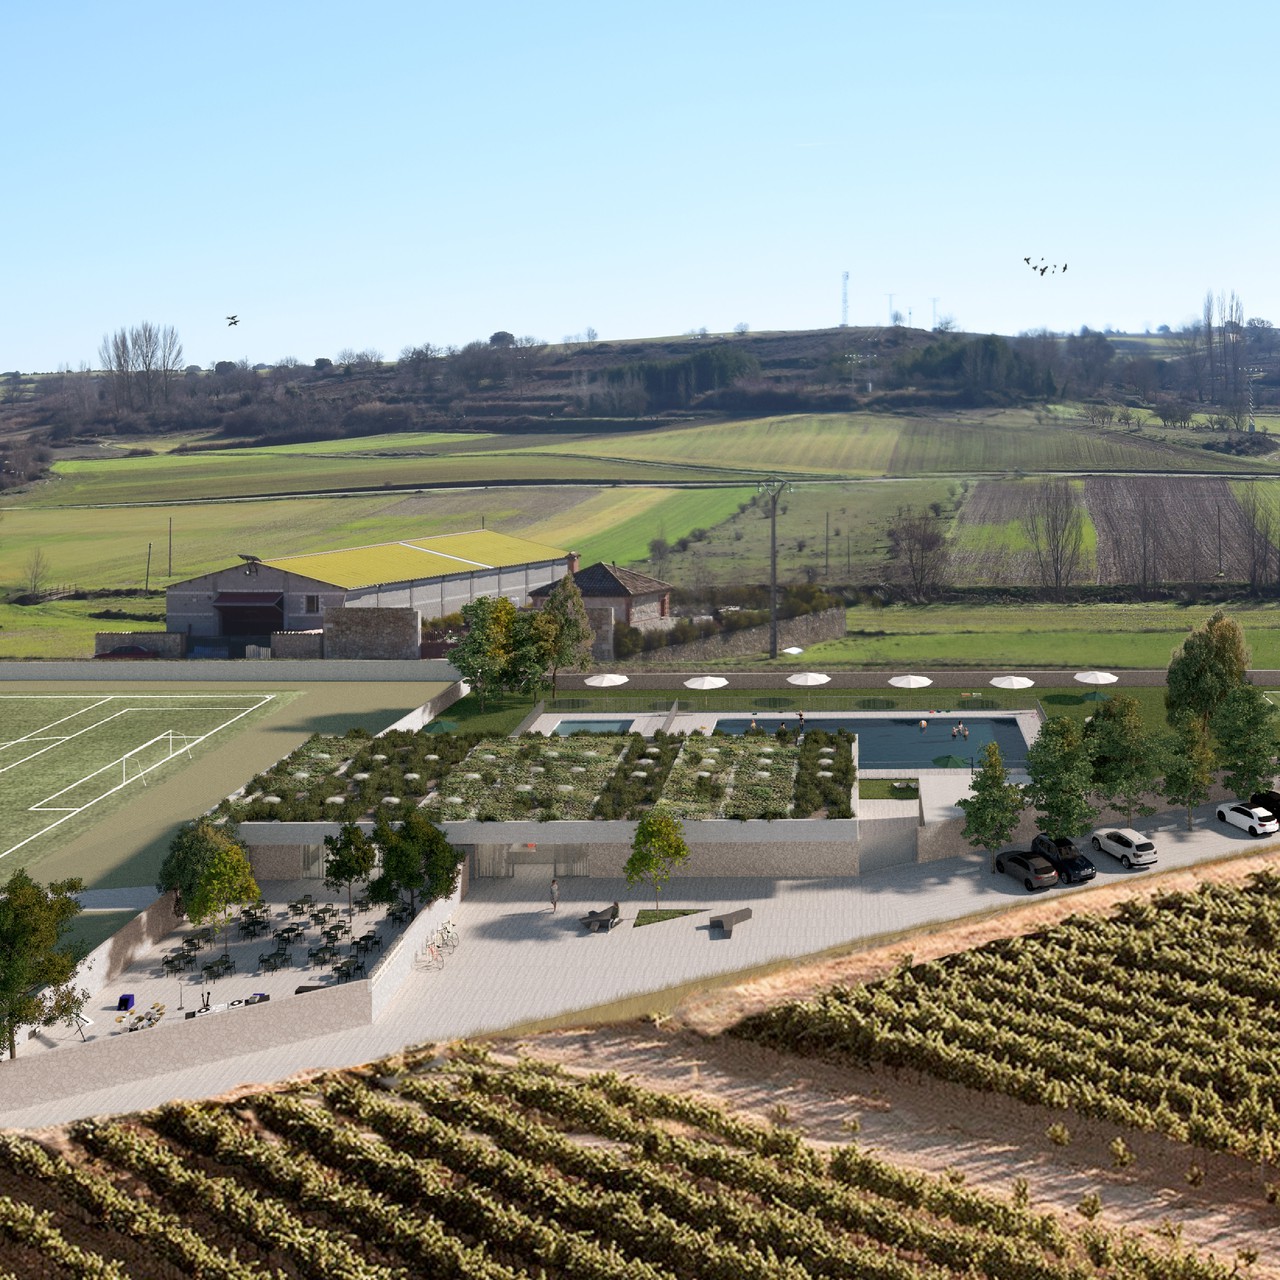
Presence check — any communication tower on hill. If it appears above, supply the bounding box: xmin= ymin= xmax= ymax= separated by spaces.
xmin=840 ymin=271 xmax=849 ymax=327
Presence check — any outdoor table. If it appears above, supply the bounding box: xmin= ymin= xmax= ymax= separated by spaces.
xmin=360 ymin=932 xmax=382 ymax=950
xmin=182 ymin=936 xmax=202 ymax=953
xmin=354 ymin=896 xmax=371 ymax=912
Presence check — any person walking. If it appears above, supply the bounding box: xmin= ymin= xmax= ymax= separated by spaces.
xmin=550 ymin=878 xmax=559 ymax=912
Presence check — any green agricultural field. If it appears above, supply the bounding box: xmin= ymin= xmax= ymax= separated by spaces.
xmin=0 ymin=690 xmax=291 ymax=879
xmin=543 ymin=409 xmax=1279 ymax=478
xmin=808 ymin=601 xmax=1280 ymax=669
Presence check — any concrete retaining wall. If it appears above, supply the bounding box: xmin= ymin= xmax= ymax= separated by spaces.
xmin=0 ymin=659 xmax=461 ymax=682
xmin=381 ymin=683 xmax=467 ymax=734
xmin=74 ymin=893 xmax=184 ymax=1000
xmin=240 ymin=817 xmax=863 ymax=880
xmin=368 ymin=893 xmax=458 ymax=1020
xmin=1 ymin=978 xmax=372 ymax=1112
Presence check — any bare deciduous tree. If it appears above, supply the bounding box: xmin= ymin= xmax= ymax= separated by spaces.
xmin=1022 ymin=479 xmax=1087 ymax=597
xmin=887 ymin=506 xmax=949 ymax=601
xmin=24 ymin=548 xmax=50 ymax=597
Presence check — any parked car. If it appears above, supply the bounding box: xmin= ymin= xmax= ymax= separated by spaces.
xmin=994 ymin=851 xmax=1059 ymax=892
xmin=1250 ymin=790 xmax=1280 ymax=818
xmin=1090 ymin=828 xmax=1158 ymax=869
xmin=95 ymin=645 xmax=160 ymax=659
xmin=1217 ymin=803 xmax=1280 ymax=837
xmin=1029 ymin=834 xmax=1097 ymax=884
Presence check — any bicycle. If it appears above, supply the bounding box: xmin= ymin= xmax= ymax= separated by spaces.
xmin=415 ymin=941 xmax=444 ymax=971
xmin=438 ymin=920 xmax=459 ymax=951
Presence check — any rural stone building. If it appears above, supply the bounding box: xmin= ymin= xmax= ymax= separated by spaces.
xmin=531 ymin=561 xmax=673 ymax=660
xmin=165 ymin=530 xmax=577 ymax=657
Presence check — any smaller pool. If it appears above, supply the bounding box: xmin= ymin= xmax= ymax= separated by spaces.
xmin=554 ymin=718 xmax=636 ymax=736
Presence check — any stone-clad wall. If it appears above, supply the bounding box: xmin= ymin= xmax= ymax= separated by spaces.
xmin=628 ymin=606 xmax=846 ymax=665
xmin=94 ymin=631 xmax=186 ymax=658
xmin=271 ymin=630 xmax=324 ymax=659
xmin=324 ymin=606 xmax=420 ymax=660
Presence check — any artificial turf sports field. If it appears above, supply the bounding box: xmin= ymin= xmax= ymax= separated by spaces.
xmin=0 ymin=681 xmax=449 ymax=890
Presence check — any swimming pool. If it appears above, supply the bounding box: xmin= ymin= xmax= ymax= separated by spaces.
xmin=539 ymin=711 xmax=1030 ymax=768
xmin=553 ymin=718 xmax=637 ymax=736
xmin=714 ymin=716 xmax=1027 ymax=768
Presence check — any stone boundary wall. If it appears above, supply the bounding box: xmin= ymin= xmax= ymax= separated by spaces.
xmin=94 ymin=632 xmax=186 ymax=658
xmin=271 ymin=630 xmax=324 ymax=659
xmin=325 ymin=607 xmax=421 ymax=661
xmin=617 ymin=607 xmax=848 ymax=665
xmin=0 ymin=658 xmax=461 ymax=682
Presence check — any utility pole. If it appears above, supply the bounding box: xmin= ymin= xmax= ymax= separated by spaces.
xmin=145 ymin=542 xmax=152 ymax=592
xmin=825 ymin=510 xmax=830 ymax=578
xmin=167 ymin=516 xmax=173 ymax=577
xmin=758 ymin=477 xmax=791 ymax=659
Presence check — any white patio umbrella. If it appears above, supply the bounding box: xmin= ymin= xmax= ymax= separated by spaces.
xmin=888 ymin=674 xmax=933 ymax=689
xmin=583 ymin=673 xmax=629 ymax=687
xmin=1073 ymin=671 xmax=1119 ymax=685
xmin=684 ymin=676 xmax=729 ymax=690
xmin=786 ymin=672 xmax=831 ymax=686
xmin=781 ymin=646 xmax=805 ymax=656
xmin=990 ymin=675 xmax=1035 ymax=689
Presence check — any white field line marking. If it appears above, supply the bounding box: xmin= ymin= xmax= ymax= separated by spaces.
xmin=0 ymin=697 xmax=269 ymax=776
xmin=0 ymin=696 xmax=116 ymax=755
xmin=0 ymin=694 xmax=276 ymax=862
xmin=33 ymin=731 xmax=202 ymax=811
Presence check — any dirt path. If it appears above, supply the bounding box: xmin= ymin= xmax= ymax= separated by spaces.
xmin=505 ymin=851 xmax=1280 ymax=1276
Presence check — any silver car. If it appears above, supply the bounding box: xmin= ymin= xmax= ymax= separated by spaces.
xmin=1091 ymin=828 xmax=1158 ymax=869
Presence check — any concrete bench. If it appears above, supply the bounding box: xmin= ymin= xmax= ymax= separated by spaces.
xmin=580 ymin=905 xmax=620 ymax=933
xmin=709 ymin=908 xmax=752 ymax=937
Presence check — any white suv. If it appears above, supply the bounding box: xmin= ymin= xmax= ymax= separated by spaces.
xmin=1090 ymin=828 xmax=1158 ymax=869
xmin=1217 ymin=803 xmax=1280 ymax=838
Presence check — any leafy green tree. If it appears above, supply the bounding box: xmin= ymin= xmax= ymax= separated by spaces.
xmin=1166 ymin=609 xmax=1250 ymax=730
xmin=451 ymin=595 xmax=517 ymax=707
xmin=157 ymin=816 xmax=245 ymax=912
xmin=626 ymin=810 xmax=690 ymax=909
xmin=506 ymin=608 xmax=555 ymax=696
xmin=1212 ymin=683 xmax=1279 ymax=800
xmin=186 ymin=835 xmax=259 ymax=953
xmin=957 ymin=742 xmax=1025 ymax=873
xmin=1084 ymin=694 xmax=1162 ymax=826
xmin=538 ymin=572 xmax=594 ymax=695
xmin=0 ymin=870 xmax=87 ymax=1061
xmin=323 ymin=822 xmax=378 ymax=917
xmin=1024 ymin=715 xmax=1097 ymax=840
xmin=369 ymin=808 xmax=462 ymax=910
xmin=369 ymin=808 xmax=425 ymax=910
xmin=1162 ymin=717 xmax=1216 ymax=831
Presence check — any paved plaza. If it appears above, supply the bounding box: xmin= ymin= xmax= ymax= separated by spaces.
xmin=1 ymin=798 xmax=1275 ymax=1130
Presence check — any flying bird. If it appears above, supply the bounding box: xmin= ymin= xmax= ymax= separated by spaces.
xmin=1040 ymin=266 xmax=1048 ymax=276
xmin=1023 ymin=256 xmax=1030 ymax=264
xmin=226 ymin=315 xmax=239 ymax=326
xmin=1062 ymin=263 xmax=1067 ymax=272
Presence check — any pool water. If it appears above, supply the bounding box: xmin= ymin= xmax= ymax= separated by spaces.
xmin=714 ymin=716 xmax=1027 ymax=769
xmin=554 ymin=718 xmax=636 ymax=735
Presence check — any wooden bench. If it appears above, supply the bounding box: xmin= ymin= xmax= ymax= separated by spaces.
xmin=709 ymin=908 xmax=752 ymax=937
xmin=580 ymin=904 xmax=620 ymax=933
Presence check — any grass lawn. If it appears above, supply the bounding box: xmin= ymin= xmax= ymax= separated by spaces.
xmin=859 ymin=778 xmax=919 ymax=799
xmin=805 ymin=601 xmax=1280 ymax=669
xmin=633 ymin=908 xmax=705 ymax=927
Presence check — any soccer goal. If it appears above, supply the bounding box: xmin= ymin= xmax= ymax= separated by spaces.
xmin=121 ymin=730 xmax=200 ymax=786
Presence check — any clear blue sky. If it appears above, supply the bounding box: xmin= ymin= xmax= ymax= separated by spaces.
xmin=3 ymin=1 xmax=1276 ymax=373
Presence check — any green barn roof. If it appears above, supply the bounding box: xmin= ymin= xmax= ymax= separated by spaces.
xmin=263 ymin=530 xmax=569 ymax=590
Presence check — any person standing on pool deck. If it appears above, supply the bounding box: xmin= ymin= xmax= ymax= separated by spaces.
xmin=550 ymin=878 xmax=559 ymax=912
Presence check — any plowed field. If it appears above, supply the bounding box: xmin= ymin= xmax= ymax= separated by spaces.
xmin=1085 ymin=475 xmax=1266 ymax=584
xmin=947 ymin=479 xmax=1042 ymax=584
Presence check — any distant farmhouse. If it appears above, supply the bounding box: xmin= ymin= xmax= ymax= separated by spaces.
xmin=162 ymin=531 xmax=577 ymax=659
xmin=531 ymin=561 xmax=673 ymax=660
